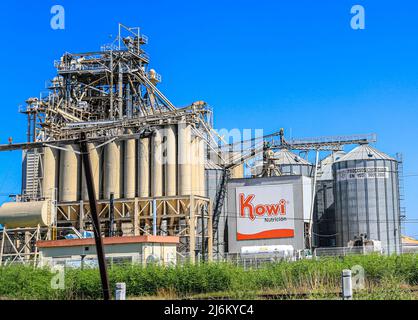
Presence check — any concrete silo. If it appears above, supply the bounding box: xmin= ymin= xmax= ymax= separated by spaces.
xmin=333 ymin=144 xmax=401 ymax=254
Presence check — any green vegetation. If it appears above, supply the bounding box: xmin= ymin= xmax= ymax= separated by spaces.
xmin=0 ymin=254 xmax=418 ymax=300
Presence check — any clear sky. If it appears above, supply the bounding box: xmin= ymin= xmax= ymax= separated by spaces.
xmin=0 ymin=0 xmax=417 ymax=236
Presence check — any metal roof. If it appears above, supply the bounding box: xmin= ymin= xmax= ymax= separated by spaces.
xmin=335 ymin=144 xmax=395 ymax=162
xmin=318 ymin=151 xmax=346 ymax=181
xmin=274 ymin=149 xmax=311 ymax=165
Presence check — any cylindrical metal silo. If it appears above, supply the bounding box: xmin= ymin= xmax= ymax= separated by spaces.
xmin=138 ymin=137 xmax=150 ymax=198
xmin=274 ymin=149 xmax=313 ymax=176
xmin=164 ymin=125 xmax=177 ymax=196
xmin=59 ymin=145 xmax=79 ymax=202
xmin=178 ymin=122 xmax=192 ymax=195
xmin=151 ymin=128 xmax=163 ymax=197
xmin=333 ymin=144 xmax=401 ymax=254
xmin=124 ymin=131 xmax=136 ymax=199
xmin=42 ymin=147 xmax=58 ymax=199
xmin=103 ymin=141 xmax=121 ymax=199
xmin=81 ymin=143 xmax=100 ymax=200
xmin=313 ymin=151 xmax=345 ymax=247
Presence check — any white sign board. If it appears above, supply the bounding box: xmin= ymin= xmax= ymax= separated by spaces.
xmin=236 ymin=184 xmax=295 ymax=241
xmin=336 ymin=167 xmax=389 ymax=181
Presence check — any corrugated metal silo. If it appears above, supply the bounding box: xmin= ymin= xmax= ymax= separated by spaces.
xmin=59 ymin=145 xmax=79 ymax=202
xmin=333 ymin=144 xmax=401 ymax=254
xmin=313 ymin=151 xmax=345 ymax=247
xmin=274 ymin=149 xmax=313 ymax=176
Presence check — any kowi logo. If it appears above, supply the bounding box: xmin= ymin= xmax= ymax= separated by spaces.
xmin=239 ymin=193 xmax=287 ymax=221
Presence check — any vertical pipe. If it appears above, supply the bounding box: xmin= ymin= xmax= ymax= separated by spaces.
xmin=138 ymin=137 xmax=150 ymax=198
xmin=59 ymin=145 xmax=78 ymax=202
xmin=191 ymin=136 xmax=198 ymax=195
xmin=308 ymin=149 xmax=320 ymax=251
xmin=153 ymin=199 xmax=157 ymax=236
xmin=178 ymin=122 xmax=192 ymax=195
xmin=151 ymin=129 xmax=163 ymax=197
xmin=124 ymin=131 xmax=136 ymax=198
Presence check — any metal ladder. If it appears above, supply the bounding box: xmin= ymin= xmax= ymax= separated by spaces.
xmin=23 ymin=149 xmax=41 ymax=200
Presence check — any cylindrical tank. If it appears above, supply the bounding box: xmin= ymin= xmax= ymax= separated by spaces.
xmin=103 ymin=141 xmax=121 ymax=199
xmin=42 ymin=147 xmax=58 ymax=199
xmin=333 ymin=144 xmax=401 ymax=254
xmin=124 ymin=131 xmax=136 ymax=199
xmin=138 ymin=137 xmax=150 ymax=198
xmin=164 ymin=125 xmax=177 ymax=196
xmin=0 ymin=201 xmax=50 ymax=228
xmin=151 ymin=129 xmax=163 ymax=197
xmin=198 ymin=137 xmax=206 ymax=196
xmin=81 ymin=143 xmax=100 ymax=200
xmin=178 ymin=122 xmax=192 ymax=195
xmin=274 ymin=149 xmax=313 ymax=176
xmin=191 ymin=136 xmax=199 ymax=195
xmin=59 ymin=145 xmax=79 ymax=202
xmin=313 ymin=151 xmax=345 ymax=247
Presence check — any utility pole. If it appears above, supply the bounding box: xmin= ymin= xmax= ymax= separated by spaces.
xmin=79 ymin=132 xmax=110 ymax=300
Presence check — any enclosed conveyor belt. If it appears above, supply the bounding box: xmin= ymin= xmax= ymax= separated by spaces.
xmin=0 ymin=201 xmax=51 ymax=228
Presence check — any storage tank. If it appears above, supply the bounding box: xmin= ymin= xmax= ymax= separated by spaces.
xmin=274 ymin=149 xmax=313 ymax=176
xmin=42 ymin=147 xmax=58 ymax=199
xmin=59 ymin=145 xmax=79 ymax=202
xmin=81 ymin=143 xmax=100 ymax=200
xmin=333 ymin=144 xmax=401 ymax=254
xmin=124 ymin=131 xmax=136 ymax=199
xmin=313 ymin=151 xmax=345 ymax=247
xmin=0 ymin=201 xmax=51 ymax=228
xmin=103 ymin=141 xmax=121 ymax=199
xmin=138 ymin=136 xmax=150 ymax=198
xmin=178 ymin=122 xmax=192 ymax=195
xmin=151 ymin=128 xmax=163 ymax=197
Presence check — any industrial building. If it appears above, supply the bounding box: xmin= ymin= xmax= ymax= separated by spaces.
xmin=0 ymin=24 xmax=404 ymax=265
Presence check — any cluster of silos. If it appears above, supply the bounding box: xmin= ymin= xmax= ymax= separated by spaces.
xmin=41 ymin=123 xmax=206 ymax=203
xmin=332 ymin=144 xmax=401 ymax=254
xmin=313 ymin=151 xmax=345 ymax=247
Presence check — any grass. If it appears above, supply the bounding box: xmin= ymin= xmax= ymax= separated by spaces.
xmin=0 ymin=254 xmax=417 ymax=300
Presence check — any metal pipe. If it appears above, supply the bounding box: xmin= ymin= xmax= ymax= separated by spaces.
xmin=79 ymin=132 xmax=110 ymax=301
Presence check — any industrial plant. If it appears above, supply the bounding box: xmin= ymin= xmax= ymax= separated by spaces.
xmin=0 ymin=24 xmax=404 ymax=266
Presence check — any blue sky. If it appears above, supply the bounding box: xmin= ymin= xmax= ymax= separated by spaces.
xmin=0 ymin=0 xmax=417 ymax=236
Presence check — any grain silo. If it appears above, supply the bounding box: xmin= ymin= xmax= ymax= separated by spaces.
xmin=333 ymin=144 xmax=401 ymax=254
xmin=274 ymin=149 xmax=313 ymax=176
xmin=313 ymin=151 xmax=345 ymax=247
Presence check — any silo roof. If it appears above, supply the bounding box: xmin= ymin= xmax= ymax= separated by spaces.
xmin=274 ymin=149 xmax=311 ymax=165
xmin=318 ymin=151 xmax=346 ymax=181
xmin=335 ymin=144 xmax=395 ymax=162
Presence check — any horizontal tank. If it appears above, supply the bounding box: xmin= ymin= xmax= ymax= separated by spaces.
xmin=0 ymin=201 xmax=51 ymax=228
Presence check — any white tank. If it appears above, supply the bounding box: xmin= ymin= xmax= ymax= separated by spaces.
xmin=191 ymin=136 xmax=199 ymax=195
xmin=42 ymin=147 xmax=58 ymax=199
xmin=151 ymin=129 xmax=163 ymax=197
xmin=138 ymin=137 xmax=150 ymax=198
xmin=59 ymin=145 xmax=79 ymax=202
xmin=164 ymin=125 xmax=177 ymax=196
xmin=0 ymin=201 xmax=51 ymax=228
xmin=178 ymin=122 xmax=192 ymax=195
xmin=81 ymin=143 xmax=100 ymax=200
xmin=198 ymin=137 xmax=206 ymax=196
xmin=124 ymin=131 xmax=136 ymax=198
xmin=103 ymin=141 xmax=121 ymax=199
